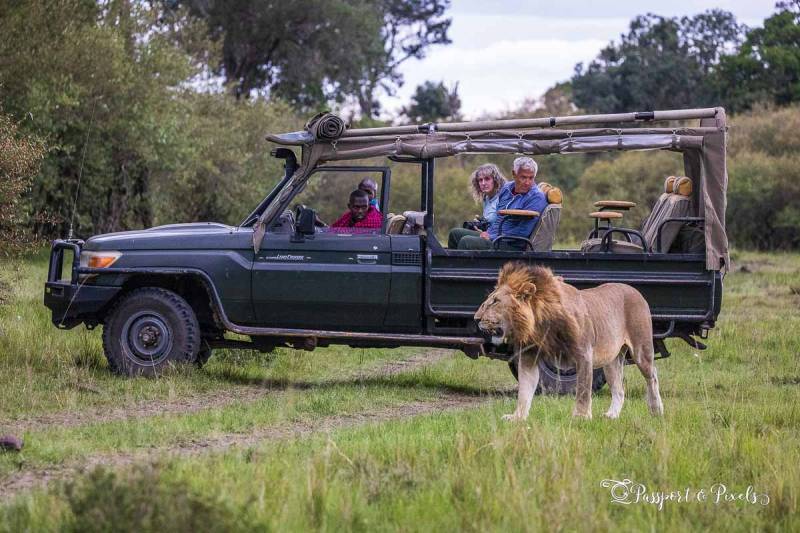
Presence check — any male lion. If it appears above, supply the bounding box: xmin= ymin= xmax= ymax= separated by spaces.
xmin=475 ymin=262 xmax=664 ymax=421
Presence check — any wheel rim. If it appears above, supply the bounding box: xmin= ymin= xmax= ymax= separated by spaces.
xmin=541 ymin=356 xmax=576 ymax=378
xmin=120 ymin=311 xmax=173 ymax=366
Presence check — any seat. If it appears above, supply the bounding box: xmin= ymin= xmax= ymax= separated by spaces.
xmin=386 ymin=213 xmax=406 ymax=234
xmin=492 ymin=183 xmax=563 ymax=251
xmin=529 ymin=183 xmax=563 ymax=251
xmin=581 ymin=176 xmax=696 ymax=253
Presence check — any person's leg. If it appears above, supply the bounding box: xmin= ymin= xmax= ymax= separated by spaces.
xmin=458 ymin=235 xmax=492 ymax=250
xmin=448 ymin=228 xmax=480 ymax=249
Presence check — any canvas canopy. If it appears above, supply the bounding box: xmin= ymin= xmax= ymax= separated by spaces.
xmin=257 ymin=108 xmax=729 ymax=272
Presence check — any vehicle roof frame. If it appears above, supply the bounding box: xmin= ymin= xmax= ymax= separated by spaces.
xmin=256 ymin=107 xmax=729 ymax=271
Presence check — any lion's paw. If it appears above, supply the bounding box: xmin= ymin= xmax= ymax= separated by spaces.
xmin=572 ymin=411 xmax=592 ymax=420
xmin=502 ymin=413 xmax=523 ymax=422
xmin=604 ymin=411 xmax=620 ymax=419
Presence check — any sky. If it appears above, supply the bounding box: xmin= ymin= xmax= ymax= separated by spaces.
xmin=379 ymin=0 xmax=779 ymax=119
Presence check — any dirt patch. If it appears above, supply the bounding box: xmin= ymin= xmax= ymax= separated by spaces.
xmin=0 ymin=349 xmax=455 ymax=435
xmin=0 ymin=390 xmax=494 ymax=501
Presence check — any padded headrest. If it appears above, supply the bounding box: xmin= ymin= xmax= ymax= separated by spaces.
xmin=546 ymin=187 xmax=562 ymax=204
xmin=674 ymin=176 xmax=693 ymax=196
xmin=537 ymin=182 xmax=561 ymax=203
xmin=664 ymin=176 xmax=677 ymax=193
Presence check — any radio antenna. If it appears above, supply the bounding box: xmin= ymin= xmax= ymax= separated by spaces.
xmin=67 ymin=99 xmax=97 ymax=240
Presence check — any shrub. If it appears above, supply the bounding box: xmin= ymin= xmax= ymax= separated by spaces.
xmin=0 ymin=113 xmax=45 ymax=256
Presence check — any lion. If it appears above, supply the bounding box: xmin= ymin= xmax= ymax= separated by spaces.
xmin=475 ymin=262 xmax=664 ymax=420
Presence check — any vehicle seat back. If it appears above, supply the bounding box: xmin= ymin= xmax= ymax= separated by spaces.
xmin=642 ymin=176 xmax=693 ymax=252
xmin=529 ymin=183 xmax=562 ymax=251
xmin=401 ymin=211 xmax=427 ymax=235
xmin=386 ymin=213 xmax=407 ymax=234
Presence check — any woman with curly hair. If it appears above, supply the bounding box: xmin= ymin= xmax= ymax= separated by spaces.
xmin=448 ymin=163 xmax=507 ymax=248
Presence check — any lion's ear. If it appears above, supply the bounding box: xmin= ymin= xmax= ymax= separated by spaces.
xmin=518 ymin=281 xmax=537 ymax=300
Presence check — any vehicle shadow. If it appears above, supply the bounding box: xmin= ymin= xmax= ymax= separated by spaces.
xmin=205 ymin=370 xmax=515 ymax=398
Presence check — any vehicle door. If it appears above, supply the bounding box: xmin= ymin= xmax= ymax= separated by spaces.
xmin=251 ymin=167 xmax=392 ymax=330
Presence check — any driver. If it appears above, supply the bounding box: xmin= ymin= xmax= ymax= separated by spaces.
xmin=457 ymin=157 xmax=547 ymax=250
xmin=330 ymin=189 xmax=382 ymax=231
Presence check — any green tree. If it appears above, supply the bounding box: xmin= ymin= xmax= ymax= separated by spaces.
xmin=572 ymin=10 xmax=745 ymax=112
xmin=172 ymin=0 xmax=451 ymax=115
xmin=717 ymin=2 xmax=800 ymax=112
xmin=0 ymin=0 xmax=196 ymax=236
xmin=0 ymin=112 xmax=45 ymax=255
xmin=402 ymin=81 xmax=461 ymax=123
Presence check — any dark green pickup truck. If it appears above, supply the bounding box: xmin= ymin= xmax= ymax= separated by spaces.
xmin=44 ymin=108 xmax=729 ymax=391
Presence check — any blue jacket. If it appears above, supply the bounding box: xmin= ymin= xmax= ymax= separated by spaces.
xmin=487 ymin=182 xmax=548 ymax=241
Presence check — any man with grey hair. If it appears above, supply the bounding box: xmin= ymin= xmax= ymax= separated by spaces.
xmin=457 ymin=156 xmax=547 ymax=250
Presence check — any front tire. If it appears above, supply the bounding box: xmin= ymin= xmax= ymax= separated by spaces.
xmin=507 ymin=356 xmax=606 ymax=395
xmin=102 ymin=288 xmax=200 ymax=377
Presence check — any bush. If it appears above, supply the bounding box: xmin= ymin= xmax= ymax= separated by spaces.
xmin=0 ymin=113 xmax=45 ymax=256
xmin=61 ymin=465 xmax=256 ymax=533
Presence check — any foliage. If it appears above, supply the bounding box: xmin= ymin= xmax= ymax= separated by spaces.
xmin=60 ymin=465 xmax=254 ymax=533
xmin=174 ymin=0 xmax=452 ymax=117
xmin=149 ymin=94 xmax=300 ymax=226
xmin=0 ymin=113 xmax=45 ymax=255
xmin=572 ymin=10 xmax=746 ymax=112
xmin=0 ymin=0 xmax=195 ymax=237
xmin=348 ymin=0 xmax=452 ymax=118
xmin=402 ymin=80 xmax=461 ymax=123
xmin=717 ymin=1 xmax=800 ymax=112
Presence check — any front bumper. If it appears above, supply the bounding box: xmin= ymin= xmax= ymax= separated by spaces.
xmin=43 ymin=240 xmax=121 ymax=329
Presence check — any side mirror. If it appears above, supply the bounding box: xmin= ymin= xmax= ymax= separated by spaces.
xmin=291 ymin=207 xmax=317 ymax=242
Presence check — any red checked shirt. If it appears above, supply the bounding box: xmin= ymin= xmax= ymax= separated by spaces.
xmin=330 ymin=205 xmax=382 ymax=232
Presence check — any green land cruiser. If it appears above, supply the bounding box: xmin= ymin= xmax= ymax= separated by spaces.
xmin=44 ymin=108 xmax=729 ymax=392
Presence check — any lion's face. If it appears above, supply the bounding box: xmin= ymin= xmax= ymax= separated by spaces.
xmin=475 ymin=284 xmax=534 ymax=343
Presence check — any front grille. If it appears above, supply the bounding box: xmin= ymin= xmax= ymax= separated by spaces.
xmin=393 ymin=252 xmax=422 ymax=266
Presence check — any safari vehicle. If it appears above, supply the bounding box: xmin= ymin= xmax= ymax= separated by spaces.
xmin=44 ymin=108 xmax=729 ymax=392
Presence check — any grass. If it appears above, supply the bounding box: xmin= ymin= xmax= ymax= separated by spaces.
xmin=1 ymin=249 xmax=799 ymax=531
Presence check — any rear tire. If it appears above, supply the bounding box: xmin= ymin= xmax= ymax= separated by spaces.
xmin=507 ymin=355 xmax=606 ymax=395
xmin=102 ymin=288 xmax=200 ymax=377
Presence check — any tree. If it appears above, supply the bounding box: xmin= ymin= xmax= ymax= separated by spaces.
xmin=717 ymin=1 xmax=800 ymax=112
xmin=402 ymin=81 xmax=461 ymax=123
xmin=0 ymin=0 xmax=194 ymax=236
xmin=349 ymin=0 xmax=452 ymax=118
xmin=172 ymin=0 xmax=451 ymax=115
xmin=571 ymin=10 xmax=745 ymax=112
xmin=0 ymin=112 xmax=45 ymax=255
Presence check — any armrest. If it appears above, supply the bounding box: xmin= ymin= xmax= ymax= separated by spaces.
xmin=492 ymin=235 xmax=533 ymax=251
xmin=594 ymin=200 xmax=636 ymax=210
xmin=599 ymin=228 xmax=647 ymax=252
xmin=588 ymin=211 xmax=623 ymax=220
xmin=498 ymin=209 xmax=540 ymax=218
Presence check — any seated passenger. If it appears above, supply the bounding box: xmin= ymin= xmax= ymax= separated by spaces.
xmin=330 ymin=189 xmax=382 ymax=232
xmin=358 ymin=178 xmax=380 ymax=209
xmin=447 ymin=163 xmax=507 ymax=249
xmin=457 ymin=157 xmax=548 ymax=250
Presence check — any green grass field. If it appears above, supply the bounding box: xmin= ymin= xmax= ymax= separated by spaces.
xmin=1 ymin=250 xmax=798 ymax=532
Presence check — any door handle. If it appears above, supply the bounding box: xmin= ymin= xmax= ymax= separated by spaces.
xmin=356 ymin=254 xmax=379 ymax=264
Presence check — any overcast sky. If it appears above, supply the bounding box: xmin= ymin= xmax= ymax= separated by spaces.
xmin=379 ymin=0 xmax=779 ymax=119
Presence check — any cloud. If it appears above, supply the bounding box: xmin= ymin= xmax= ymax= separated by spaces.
xmin=385 ymin=37 xmax=609 ymax=119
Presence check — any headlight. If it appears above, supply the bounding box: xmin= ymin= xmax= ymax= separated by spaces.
xmin=80 ymin=251 xmax=122 ymax=269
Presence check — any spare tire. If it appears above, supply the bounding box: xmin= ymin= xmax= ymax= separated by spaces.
xmin=507 ymin=355 xmax=606 ymax=395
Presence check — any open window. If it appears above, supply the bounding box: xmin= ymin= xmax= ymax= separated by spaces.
xmin=268 ymin=166 xmax=391 ymax=235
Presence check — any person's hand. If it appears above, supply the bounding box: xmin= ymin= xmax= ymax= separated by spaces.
xmin=479 ymin=231 xmax=489 ymax=240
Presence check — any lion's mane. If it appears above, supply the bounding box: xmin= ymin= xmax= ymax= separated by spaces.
xmin=496 ymin=262 xmax=580 ymax=358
